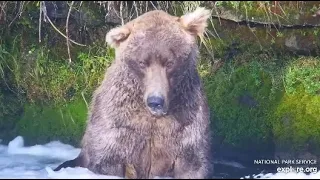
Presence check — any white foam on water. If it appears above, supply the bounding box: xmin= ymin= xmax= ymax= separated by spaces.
xmin=7 ymin=136 xmax=80 ymax=160
xmin=0 ymin=136 xmax=115 ymax=179
xmin=249 ymin=171 xmax=320 ymax=179
xmin=45 ymin=167 xmax=123 ymax=179
xmin=0 ymin=136 xmax=319 ymax=179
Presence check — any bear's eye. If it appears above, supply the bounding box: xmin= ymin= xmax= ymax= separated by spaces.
xmin=166 ymin=61 xmax=174 ymax=69
xmin=139 ymin=61 xmax=147 ymax=68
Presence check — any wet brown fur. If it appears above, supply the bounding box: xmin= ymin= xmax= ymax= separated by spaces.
xmin=54 ymin=8 xmax=213 ymax=179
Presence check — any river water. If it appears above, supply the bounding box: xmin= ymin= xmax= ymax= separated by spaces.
xmin=0 ymin=136 xmax=319 ymax=179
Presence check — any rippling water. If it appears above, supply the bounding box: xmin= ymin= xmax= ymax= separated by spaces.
xmin=0 ymin=136 xmax=318 ymax=179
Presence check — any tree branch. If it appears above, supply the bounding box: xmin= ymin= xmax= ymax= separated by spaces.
xmin=41 ymin=1 xmax=86 ymax=47
xmin=66 ymin=1 xmax=75 ymax=64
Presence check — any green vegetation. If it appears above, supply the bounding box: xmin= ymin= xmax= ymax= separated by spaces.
xmin=200 ymin=49 xmax=320 ymax=155
xmin=271 ymin=57 xmax=320 ymax=155
xmin=0 ymin=37 xmax=115 ymax=145
xmin=200 ymin=46 xmax=284 ymax=154
xmin=0 ymin=89 xmax=24 ymax=142
xmin=284 ymin=57 xmax=320 ymax=95
xmin=214 ymin=1 xmax=319 ymax=24
xmin=14 ymin=98 xmax=88 ymax=146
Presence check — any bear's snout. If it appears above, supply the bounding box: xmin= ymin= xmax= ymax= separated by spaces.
xmin=147 ymin=95 xmax=164 ymax=109
xmin=146 ymin=94 xmax=167 ymax=117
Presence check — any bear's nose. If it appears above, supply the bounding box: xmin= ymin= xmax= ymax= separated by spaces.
xmin=147 ymin=96 xmax=164 ymax=109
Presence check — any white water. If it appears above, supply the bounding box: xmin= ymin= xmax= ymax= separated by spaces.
xmin=0 ymin=136 xmax=120 ymax=179
xmin=0 ymin=136 xmax=319 ymax=179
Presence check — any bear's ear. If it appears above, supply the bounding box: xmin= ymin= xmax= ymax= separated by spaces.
xmin=105 ymin=26 xmax=131 ymax=48
xmin=178 ymin=7 xmax=211 ymax=37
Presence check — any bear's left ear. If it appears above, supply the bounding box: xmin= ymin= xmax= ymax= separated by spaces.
xmin=178 ymin=7 xmax=211 ymax=37
xmin=105 ymin=25 xmax=131 ymax=48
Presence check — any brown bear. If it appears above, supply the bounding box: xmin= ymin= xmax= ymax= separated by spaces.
xmin=54 ymin=7 xmax=213 ymax=179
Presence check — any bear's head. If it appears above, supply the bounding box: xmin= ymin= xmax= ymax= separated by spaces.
xmin=106 ymin=8 xmax=211 ymax=117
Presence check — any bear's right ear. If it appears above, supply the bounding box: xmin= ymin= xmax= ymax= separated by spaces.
xmin=105 ymin=26 xmax=131 ymax=48
xmin=178 ymin=7 xmax=211 ymax=38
